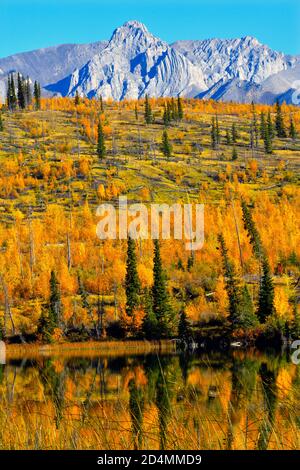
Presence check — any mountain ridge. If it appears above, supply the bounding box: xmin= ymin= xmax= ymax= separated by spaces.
xmin=0 ymin=20 xmax=299 ymax=104
xmin=45 ymin=20 xmax=208 ymax=100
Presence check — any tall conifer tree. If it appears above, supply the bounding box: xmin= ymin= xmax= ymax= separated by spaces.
xmin=17 ymin=73 xmax=26 ymax=109
xmin=231 ymin=123 xmax=238 ymax=143
xmin=161 ymin=130 xmax=172 ymax=158
xmin=257 ymin=257 xmax=275 ymax=323
xmin=177 ymin=95 xmax=183 ymax=120
xmin=97 ymin=120 xmax=106 ymax=159
xmin=144 ymin=95 xmax=152 ymax=124
xmin=49 ymin=271 xmax=62 ymax=328
xmin=34 ymin=81 xmax=41 ymax=110
xmin=289 ymin=116 xmax=296 ymax=140
xmin=275 ymin=100 xmax=286 ymax=138
xmin=125 ymin=237 xmax=141 ymax=318
xmin=152 ymin=240 xmax=173 ymax=337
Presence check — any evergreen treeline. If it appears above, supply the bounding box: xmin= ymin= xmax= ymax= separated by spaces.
xmin=163 ymin=96 xmax=184 ymax=125
xmin=218 ymin=234 xmax=257 ymax=330
xmin=6 ymin=73 xmax=40 ymax=111
xmin=241 ymin=201 xmax=275 ymax=324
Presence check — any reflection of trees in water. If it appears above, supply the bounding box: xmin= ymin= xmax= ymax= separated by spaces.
xmin=64 ymin=357 xmax=108 ymax=423
xmin=257 ymin=362 xmax=278 ymax=450
xmin=226 ymin=357 xmax=260 ymax=450
xmin=39 ymin=360 xmax=66 ymax=429
xmin=179 ymin=353 xmax=192 ymax=385
xmin=129 ymin=378 xmax=144 ymax=450
xmin=97 ymin=359 xmax=107 ymax=400
xmin=2 ymin=351 xmax=296 ymax=450
xmin=155 ymin=365 xmax=171 ymax=450
xmin=144 ymin=355 xmax=177 ymax=450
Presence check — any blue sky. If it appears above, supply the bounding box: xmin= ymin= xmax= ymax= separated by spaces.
xmin=1 ymin=0 xmax=299 ymax=57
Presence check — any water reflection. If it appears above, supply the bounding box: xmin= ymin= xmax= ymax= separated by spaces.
xmin=0 ymin=351 xmax=299 ymax=450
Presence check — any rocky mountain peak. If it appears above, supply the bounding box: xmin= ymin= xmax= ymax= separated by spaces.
xmin=109 ymin=20 xmax=158 ymax=51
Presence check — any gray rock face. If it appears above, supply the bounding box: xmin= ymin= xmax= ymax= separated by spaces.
xmin=0 ymin=41 xmax=108 ymax=85
xmin=0 ymin=40 xmax=107 ymax=101
xmin=172 ymin=37 xmax=293 ymax=87
xmin=45 ymin=21 xmax=207 ymax=99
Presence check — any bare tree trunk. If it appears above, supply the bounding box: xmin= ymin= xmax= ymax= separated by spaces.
xmin=67 ymin=211 xmax=72 ymax=270
xmin=16 ymin=228 xmax=24 ymax=279
xmin=28 ymin=211 xmax=35 ymax=277
xmin=230 ymin=192 xmax=244 ymax=273
xmin=0 ymin=274 xmax=15 ymax=337
xmin=67 ymin=233 xmax=72 ymax=270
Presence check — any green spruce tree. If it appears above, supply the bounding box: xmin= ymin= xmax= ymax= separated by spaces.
xmin=257 ymin=257 xmax=275 ymax=323
xmin=289 ymin=116 xmax=296 ymax=140
xmin=218 ymin=234 xmax=256 ymax=329
xmin=218 ymin=234 xmax=243 ymax=328
xmin=99 ymin=95 xmax=104 ymax=113
xmin=34 ymin=81 xmax=41 ymax=110
xmin=178 ymin=309 xmax=191 ymax=341
xmin=161 ymin=130 xmax=172 ymax=158
xmin=231 ymin=123 xmax=238 ymax=143
xmin=240 ymin=285 xmax=258 ymax=328
xmin=232 ymin=146 xmax=238 ymax=161
xmin=252 ymin=105 xmax=259 ymax=147
xmin=216 ymin=115 xmax=221 ymax=145
xmin=97 ymin=120 xmax=106 ymax=159
xmin=24 ymin=77 xmax=32 ymax=106
xmin=171 ymin=97 xmax=178 ymax=121
xmin=267 ymin=111 xmax=274 ymax=140
xmin=264 ymin=126 xmax=273 ymax=154
xmin=275 ymin=100 xmax=286 ymax=138
xmin=152 ymin=240 xmax=174 ymax=337
xmin=211 ymin=117 xmax=217 ymax=149
xmin=226 ymin=129 xmax=232 ymax=145
xmin=17 ymin=73 xmax=26 ymax=109
xmin=241 ymin=200 xmax=263 ymax=259
xmin=166 ymin=102 xmax=171 ymax=123
xmin=249 ymin=125 xmax=254 ymax=149
xmin=144 ymin=95 xmax=152 ymax=124
xmin=177 ymin=95 xmax=184 ymax=120
xmin=142 ymin=287 xmax=158 ymax=339
xmin=49 ymin=271 xmax=62 ymax=329
xmin=125 ymin=237 xmax=141 ymax=318
xmin=260 ymin=112 xmax=266 ymax=140
xmin=7 ymin=74 xmax=17 ymax=111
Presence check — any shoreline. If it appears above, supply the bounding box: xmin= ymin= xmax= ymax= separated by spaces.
xmin=4 ymin=339 xmax=178 ymax=359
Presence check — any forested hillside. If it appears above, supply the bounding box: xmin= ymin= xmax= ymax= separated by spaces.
xmin=0 ymin=92 xmax=299 ymax=343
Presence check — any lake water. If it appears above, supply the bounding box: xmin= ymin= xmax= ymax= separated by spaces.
xmin=0 ymin=350 xmax=299 ymax=450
